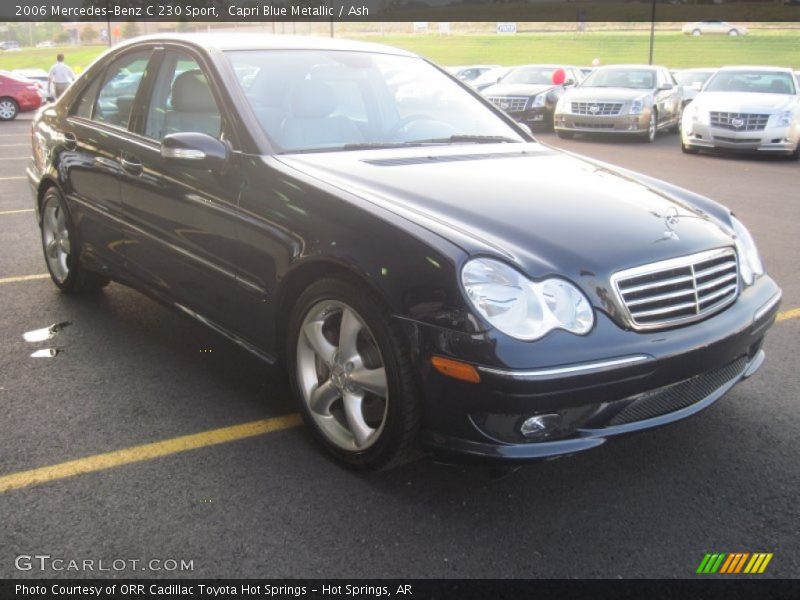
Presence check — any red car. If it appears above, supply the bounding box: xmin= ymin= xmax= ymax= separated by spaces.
xmin=0 ymin=72 xmax=43 ymax=120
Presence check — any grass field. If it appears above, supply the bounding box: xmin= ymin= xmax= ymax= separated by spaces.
xmin=0 ymin=30 xmax=798 ymax=73
xmin=0 ymin=46 xmax=108 ymax=74
xmin=351 ymin=31 xmax=800 ymax=69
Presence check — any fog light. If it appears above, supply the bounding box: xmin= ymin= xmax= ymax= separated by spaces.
xmin=520 ymin=414 xmax=561 ymax=440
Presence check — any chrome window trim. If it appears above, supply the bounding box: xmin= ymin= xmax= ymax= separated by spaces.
xmin=611 ymin=247 xmax=739 ymax=332
xmin=477 ymin=355 xmax=653 ymax=381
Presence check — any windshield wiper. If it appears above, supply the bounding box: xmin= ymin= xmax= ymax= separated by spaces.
xmin=408 ymin=135 xmax=521 ymax=144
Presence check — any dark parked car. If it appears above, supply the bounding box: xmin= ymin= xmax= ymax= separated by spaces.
xmin=0 ymin=72 xmax=43 ymax=120
xmin=482 ymin=64 xmax=584 ymax=129
xmin=29 ymin=35 xmax=781 ymax=469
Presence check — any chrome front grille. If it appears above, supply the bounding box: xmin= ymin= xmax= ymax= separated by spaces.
xmin=571 ymin=101 xmax=623 ymax=116
xmin=710 ymin=112 xmax=770 ymax=132
xmin=486 ymin=96 xmax=528 ymax=112
xmin=612 ymin=248 xmax=739 ymax=331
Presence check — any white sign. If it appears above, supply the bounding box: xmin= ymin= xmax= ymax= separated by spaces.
xmin=413 ymin=22 xmax=429 ymax=33
xmin=496 ymin=22 xmax=517 ymax=34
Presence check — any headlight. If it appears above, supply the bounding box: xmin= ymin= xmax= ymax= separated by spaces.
xmin=776 ymin=110 xmax=793 ymax=128
xmin=461 ymin=258 xmax=594 ymax=340
xmin=730 ymin=216 xmax=764 ymax=286
xmin=691 ymin=105 xmax=709 ymax=125
xmin=629 ymin=96 xmax=650 ymax=115
xmin=532 ymin=93 xmax=546 ymax=108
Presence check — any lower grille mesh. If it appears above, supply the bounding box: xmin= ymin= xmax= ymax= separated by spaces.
xmin=607 ymin=356 xmax=748 ymax=426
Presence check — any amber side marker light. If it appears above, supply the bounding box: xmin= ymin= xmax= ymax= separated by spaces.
xmin=431 ymin=356 xmax=481 ymax=383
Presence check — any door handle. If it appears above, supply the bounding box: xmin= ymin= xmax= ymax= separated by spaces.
xmin=62 ymin=132 xmax=77 ymax=150
xmin=120 ymin=154 xmax=143 ymax=176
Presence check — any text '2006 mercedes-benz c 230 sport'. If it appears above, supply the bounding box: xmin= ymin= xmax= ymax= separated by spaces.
xmin=28 ymin=35 xmax=781 ymax=470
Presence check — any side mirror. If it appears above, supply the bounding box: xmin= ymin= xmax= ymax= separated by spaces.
xmin=161 ymin=132 xmax=230 ymax=171
xmin=564 ymin=78 xmax=575 ymax=86
xmin=659 ymin=83 xmax=674 ymax=91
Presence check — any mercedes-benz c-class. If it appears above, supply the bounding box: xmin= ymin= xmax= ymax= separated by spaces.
xmin=28 ymin=35 xmax=781 ymax=469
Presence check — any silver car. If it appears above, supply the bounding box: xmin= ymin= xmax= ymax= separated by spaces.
xmin=672 ymin=68 xmax=716 ymax=106
xmin=554 ymin=65 xmax=682 ymax=142
xmin=681 ymin=66 xmax=799 ymax=159
xmin=682 ymin=21 xmax=748 ymax=36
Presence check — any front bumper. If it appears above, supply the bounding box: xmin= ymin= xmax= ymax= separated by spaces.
xmin=554 ymin=110 xmax=649 ymax=134
xmin=399 ymin=275 xmax=781 ymax=461
xmin=509 ymin=106 xmax=553 ymax=128
xmin=682 ymin=122 xmax=799 ymax=154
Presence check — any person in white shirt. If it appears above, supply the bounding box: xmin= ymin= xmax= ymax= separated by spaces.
xmin=48 ymin=54 xmax=75 ymax=98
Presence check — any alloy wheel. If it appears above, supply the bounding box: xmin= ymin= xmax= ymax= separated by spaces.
xmin=42 ymin=197 xmax=71 ymax=283
xmin=647 ymin=112 xmax=657 ymax=142
xmin=0 ymin=100 xmax=17 ymax=120
xmin=296 ymin=300 xmax=389 ymax=451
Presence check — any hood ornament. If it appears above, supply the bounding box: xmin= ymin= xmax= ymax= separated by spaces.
xmin=651 ymin=206 xmax=682 ymax=242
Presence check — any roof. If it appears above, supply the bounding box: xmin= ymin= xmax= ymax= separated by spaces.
xmin=593 ymin=64 xmax=662 ymax=70
xmin=716 ymin=65 xmax=795 ymax=73
xmin=114 ymin=33 xmax=417 ymax=58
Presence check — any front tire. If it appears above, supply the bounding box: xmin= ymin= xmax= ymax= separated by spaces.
xmin=40 ymin=187 xmax=109 ymax=293
xmin=641 ymin=110 xmax=657 ymax=143
xmin=556 ymin=130 xmax=574 ymax=139
xmin=287 ymin=278 xmax=420 ymax=470
xmin=0 ymin=97 xmax=18 ymax=121
xmin=681 ymin=141 xmax=699 ymax=154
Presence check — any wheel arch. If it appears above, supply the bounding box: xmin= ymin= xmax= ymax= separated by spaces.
xmin=35 ymin=176 xmax=63 ymax=224
xmin=273 ymin=257 xmax=391 ymax=362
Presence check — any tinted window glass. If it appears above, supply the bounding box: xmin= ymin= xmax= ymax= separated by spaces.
xmin=144 ymin=51 xmax=222 ymax=140
xmin=72 ymin=75 xmax=101 ymax=119
xmin=94 ymin=51 xmax=151 ymax=128
xmin=226 ymin=50 xmax=523 ymax=153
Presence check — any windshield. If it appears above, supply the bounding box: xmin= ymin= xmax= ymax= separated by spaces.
xmin=673 ymin=71 xmax=713 ymax=86
xmin=704 ymin=70 xmax=796 ymax=95
xmin=503 ymin=66 xmax=560 ymax=86
xmin=225 ymin=50 xmax=524 ymax=153
xmin=582 ymin=68 xmax=655 ymax=90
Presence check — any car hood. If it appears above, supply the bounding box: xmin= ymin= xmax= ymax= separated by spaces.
xmin=274 ymin=144 xmax=733 ymax=282
xmin=483 ymin=83 xmax=555 ymax=97
xmin=692 ymin=91 xmax=798 ymax=113
xmin=564 ymin=87 xmax=652 ymax=102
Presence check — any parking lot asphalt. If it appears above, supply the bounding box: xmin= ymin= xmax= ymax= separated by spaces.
xmin=1 ymin=115 xmax=798 ymax=579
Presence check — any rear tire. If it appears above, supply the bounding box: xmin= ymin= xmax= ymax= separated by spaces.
xmin=40 ymin=187 xmax=109 ymax=293
xmin=286 ymin=277 xmax=420 ymax=471
xmin=0 ymin=97 xmax=18 ymax=121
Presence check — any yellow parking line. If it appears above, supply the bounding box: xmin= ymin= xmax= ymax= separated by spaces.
xmin=0 ymin=273 xmax=50 ymax=284
xmin=0 ymin=176 xmax=26 ymax=180
xmin=0 ymin=144 xmax=30 ymax=147
xmin=0 ymin=414 xmax=302 ymax=494
xmin=777 ymin=308 xmax=800 ymax=322
xmin=0 ymin=208 xmax=34 ymax=215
